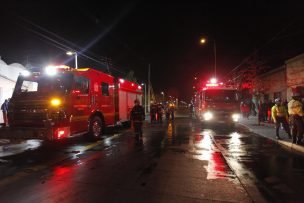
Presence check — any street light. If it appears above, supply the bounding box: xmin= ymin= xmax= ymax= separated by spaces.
xmin=66 ymin=51 xmax=78 ymax=69
xmin=161 ymin=91 xmax=164 ymax=102
xmin=141 ymin=83 xmax=147 ymax=114
xmin=200 ymin=37 xmax=217 ymax=78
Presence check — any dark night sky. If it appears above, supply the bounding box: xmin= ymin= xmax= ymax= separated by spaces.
xmin=1 ymin=1 xmax=304 ymax=101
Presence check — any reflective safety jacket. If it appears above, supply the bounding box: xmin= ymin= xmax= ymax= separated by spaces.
xmin=288 ymin=99 xmax=304 ymax=116
xmin=271 ymin=104 xmax=288 ymax=122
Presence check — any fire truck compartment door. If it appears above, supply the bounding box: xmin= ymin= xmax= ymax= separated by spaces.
xmin=119 ymin=90 xmax=142 ymax=121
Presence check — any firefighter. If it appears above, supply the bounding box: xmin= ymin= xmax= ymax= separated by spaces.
xmin=169 ymin=102 xmax=175 ymax=121
xmin=271 ymin=98 xmax=291 ymax=140
xmin=130 ymin=99 xmax=145 ymax=143
xmin=157 ymin=103 xmax=164 ymax=123
xmin=150 ymin=101 xmax=157 ymax=123
xmin=288 ymin=92 xmax=304 ymax=144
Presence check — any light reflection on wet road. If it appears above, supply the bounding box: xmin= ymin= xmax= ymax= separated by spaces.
xmin=1 ymin=116 xmax=304 ymax=202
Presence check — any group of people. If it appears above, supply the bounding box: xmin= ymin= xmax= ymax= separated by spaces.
xmin=130 ymin=99 xmax=175 ymax=144
xmin=150 ymin=101 xmax=175 ymax=123
xmin=262 ymin=92 xmax=304 ymax=145
xmin=240 ymin=100 xmax=256 ymax=119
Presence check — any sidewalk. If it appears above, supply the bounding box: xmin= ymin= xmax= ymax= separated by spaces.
xmin=238 ymin=116 xmax=304 ymax=155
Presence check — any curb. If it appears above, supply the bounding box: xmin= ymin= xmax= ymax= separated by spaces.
xmin=238 ymin=122 xmax=304 ymax=155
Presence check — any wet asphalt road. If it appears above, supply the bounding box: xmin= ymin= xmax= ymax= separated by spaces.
xmin=0 ymin=116 xmax=304 ymax=202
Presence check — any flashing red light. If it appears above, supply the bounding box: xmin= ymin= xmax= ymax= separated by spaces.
xmin=210 ymin=78 xmax=217 ymax=84
xmin=54 ymin=127 xmax=70 ymax=139
xmin=58 ymin=130 xmax=65 ymax=138
xmin=131 ymin=83 xmax=134 ymax=86
xmin=119 ymin=79 xmax=125 ymax=83
xmin=138 ymin=86 xmax=142 ymax=90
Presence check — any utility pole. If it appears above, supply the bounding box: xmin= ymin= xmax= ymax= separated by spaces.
xmin=213 ymin=40 xmax=217 ymax=78
xmin=148 ymin=64 xmax=151 ymax=113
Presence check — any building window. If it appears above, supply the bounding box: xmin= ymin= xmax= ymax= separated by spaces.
xmin=101 ymin=82 xmax=109 ymax=96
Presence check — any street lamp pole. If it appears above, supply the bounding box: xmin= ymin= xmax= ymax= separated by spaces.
xmin=75 ymin=52 xmax=78 ymax=69
xmin=213 ymin=40 xmax=216 ymax=78
xmin=200 ymin=38 xmax=217 ymax=78
xmin=142 ymin=83 xmax=147 ymax=114
xmin=66 ymin=51 xmax=78 ymax=69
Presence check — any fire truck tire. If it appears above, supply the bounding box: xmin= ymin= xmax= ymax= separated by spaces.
xmin=88 ymin=116 xmax=103 ymax=141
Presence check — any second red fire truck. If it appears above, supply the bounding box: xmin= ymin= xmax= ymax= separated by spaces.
xmin=8 ymin=65 xmax=142 ymax=141
xmin=194 ymin=78 xmax=240 ymax=127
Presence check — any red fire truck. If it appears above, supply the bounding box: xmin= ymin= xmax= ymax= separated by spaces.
xmin=8 ymin=65 xmax=142 ymax=141
xmin=194 ymin=78 xmax=240 ymax=127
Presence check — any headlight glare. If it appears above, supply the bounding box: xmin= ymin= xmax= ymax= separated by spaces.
xmin=232 ymin=113 xmax=240 ymax=122
xmin=203 ymin=112 xmax=213 ymax=120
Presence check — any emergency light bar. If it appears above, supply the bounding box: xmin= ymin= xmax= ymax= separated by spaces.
xmin=206 ymin=83 xmax=219 ymax=87
xmin=45 ymin=65 xmax=71 ymax=76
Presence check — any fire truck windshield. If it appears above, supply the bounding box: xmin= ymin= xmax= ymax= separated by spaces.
xmin=204 ymin=89 xmax=238 ymax=102
xmin=14 ymin=73 xmax=73 ymax=96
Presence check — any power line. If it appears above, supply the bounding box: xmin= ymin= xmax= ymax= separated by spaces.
xmin=17 ymin=17 xmax=127 ymax=75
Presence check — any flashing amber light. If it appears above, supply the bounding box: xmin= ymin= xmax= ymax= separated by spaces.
xmin=51 ymin=98 xmax=61 ymax=106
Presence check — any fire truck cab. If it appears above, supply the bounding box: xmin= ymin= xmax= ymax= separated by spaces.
xmin=194 ymin=78 xmax=240 ymax=127
xmin=8 ymin=65 xmax=142 ymax=141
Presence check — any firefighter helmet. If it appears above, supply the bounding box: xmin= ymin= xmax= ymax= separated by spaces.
xmin=134 ymin=98 xmax=140 ymax=104
xmin=274 ymin=98 xmax=281 ymax=103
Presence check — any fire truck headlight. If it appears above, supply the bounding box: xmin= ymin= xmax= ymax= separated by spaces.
xmin=45 ymin=66 xmax=58 ymax=76
xmin=203 ymin=112 xmax=213 ymax=121
xmin=50 ymin=98 xmax=61 ymax=106
xmin=21 ymin=70 xmax=31 ymax=77
xmin=232 ymin=113 xmax=240 ymax=122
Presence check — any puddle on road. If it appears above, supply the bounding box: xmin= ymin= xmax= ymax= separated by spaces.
xmin=0 ymin=139 xmax=43 ymax=158
xmin=192 ymin=131 xmax=235 ymax=180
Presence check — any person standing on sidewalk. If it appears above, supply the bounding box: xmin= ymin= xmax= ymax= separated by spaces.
xmin=288 ymin=93 xmax=304 ymax=144
xmin=1 ymin=99 xmax=9 ymax=127
xmin=150 ymin=101 xmax=157 ymax=123
xmin=271 ymin=98 xmax=291 ymax=140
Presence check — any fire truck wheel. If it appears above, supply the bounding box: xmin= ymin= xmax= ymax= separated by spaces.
xmin=88 ymin=116 xmax=103 ymax=141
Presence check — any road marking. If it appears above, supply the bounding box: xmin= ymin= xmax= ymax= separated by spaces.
xmin=0 ymin=133 xmax=122 ymax=188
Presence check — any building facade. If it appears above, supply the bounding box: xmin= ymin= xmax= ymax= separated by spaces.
xmin=257 ymin=53 xmax=304 ymax=102
xmin=285 ymin=53 xmax=304 ymax=100
xmin=0 ymin=59 xmax=27 ymax=123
